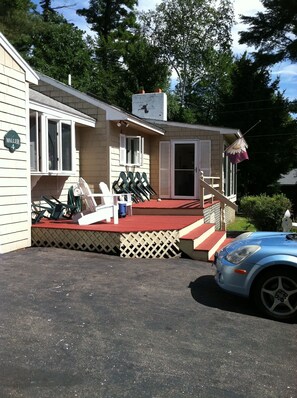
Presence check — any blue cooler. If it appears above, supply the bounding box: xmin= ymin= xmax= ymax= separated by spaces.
xmin=118 ymin=203 xmax=127 ymax=218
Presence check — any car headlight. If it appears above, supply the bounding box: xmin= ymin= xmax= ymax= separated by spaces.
xmin=226 ymin=245 xmax=260 ymax=264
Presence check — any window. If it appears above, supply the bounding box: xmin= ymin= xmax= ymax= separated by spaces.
xmin=30 ymin=110 xmax=74 ymax=174
xmin=48 ymin=119 xmax=72 ymax=171
xmin=120 ymin=134 xmax=144 ymax=166
xmin=224 ymin=153 xmax=237 ymax=197
xmin=30 ymin=111 xmax=41 ymax=171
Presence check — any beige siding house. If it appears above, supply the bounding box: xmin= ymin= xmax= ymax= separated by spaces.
xmin=0 ymin=33 xmax=38 ymax=254
xmin=32 ymin=75 xmax=240 ymax=205
xmin=0 ymin=33 xmax=241 ymax=254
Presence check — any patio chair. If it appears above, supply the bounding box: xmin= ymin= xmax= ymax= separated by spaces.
xmin=127 ymin=171 xmax=150 ymax=201
xmin=31 ymin=203 xmax=46 ymax=224
xmin=112 ymin=172 xmax=141 ymax=203
xmin=42 ymin=190 xmax=80 ymax=220
xmin=72 ymin=177 xmax=118 ymax=225
xmin=142 ymin=172 xmax=157 ymax=196
xmin=99 ymin=182 xmax=133 ymax=216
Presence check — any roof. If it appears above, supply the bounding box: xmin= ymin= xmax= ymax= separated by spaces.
xmin=278 ymin=169 xmax=297 ymax=185
xmin=36 ymin=72 xmax=165 ymax=136
xmin=0 ymin=32 xmax=39 ymax=85
xmin=151 ymin=120 xmax=241 ymax=137
xmin=30 ymin=89 xmax=96 ymax=127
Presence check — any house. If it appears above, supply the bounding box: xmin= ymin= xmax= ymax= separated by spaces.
xmin=1 ymin=32 xmax=241 ymax=255
xmin=278 ymin=169 xmax=297 ymax=215
xmin=0 ymin=33 xmax=38 ymax=254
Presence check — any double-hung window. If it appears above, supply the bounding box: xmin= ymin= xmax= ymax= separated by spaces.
xmin=30 ymin=110 xmax=75 ymax=174
xmin=120 ymin=134 xmax=144 ymax=166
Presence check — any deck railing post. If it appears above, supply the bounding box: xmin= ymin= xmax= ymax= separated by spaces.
xmin=200 ymin=171 xmax=205 ymax=208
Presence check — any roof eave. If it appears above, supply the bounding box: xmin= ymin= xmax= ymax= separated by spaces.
xmin=0 ymin=33 xmax=39 ymax=85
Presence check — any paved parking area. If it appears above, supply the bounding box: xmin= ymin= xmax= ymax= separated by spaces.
xmin=0 ymin=247 xmax=296 ymax=398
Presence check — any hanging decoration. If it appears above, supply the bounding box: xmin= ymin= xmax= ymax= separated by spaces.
xmin=226 ymin=137 xmax=249 ymax=164
xmin=225 ymin=120 xmax=262 ymax=165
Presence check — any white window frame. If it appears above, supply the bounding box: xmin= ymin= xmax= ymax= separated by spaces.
xmin=224 ymin=152 xmax=237 ymax=199
xmin=30 ymin=108 xmax=75 ymax=176
xmin=120 ymin=133 xmax=144 ymax=166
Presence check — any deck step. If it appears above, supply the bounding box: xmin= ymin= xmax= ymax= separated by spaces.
xmin=178 ymin=217 xmax=205 ymax=237
xmin=179 ymin=223 xmax=233 ymax=262
xmin=180 ymin=223 xmax=215 ymax=246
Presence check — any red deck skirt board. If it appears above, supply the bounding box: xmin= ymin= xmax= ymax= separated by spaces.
xmin=32 ymin=215 xmax=203 ymax=233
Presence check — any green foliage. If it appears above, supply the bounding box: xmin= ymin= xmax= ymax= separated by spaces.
xmin=76 ymin=0 xmax=170 ymax=109
xmin=239 ymin=0 xmax=297 ymax=65
xmin=217 ymin=54 xmax=297 ymax=197
xmin=140 ymin=0 xmax=234 ymax=114
xmin=28 ymin=22 xmax=95 ymax=92
xmin=0 ymin=0 xmax=40 ymax=53
xmin=240 ymin=194 xmax=292 ymax=231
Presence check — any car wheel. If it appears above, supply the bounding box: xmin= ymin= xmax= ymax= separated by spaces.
xmin=253 ymin=268 xmax=297 ymax=322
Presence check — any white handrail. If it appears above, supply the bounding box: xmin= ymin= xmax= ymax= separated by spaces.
xmin=200 ymin=171 xmax=238 ymax=211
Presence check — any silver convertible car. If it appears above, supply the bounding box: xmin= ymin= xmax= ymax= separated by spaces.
xmin=213 ymin=232 xmax=297 ymax=322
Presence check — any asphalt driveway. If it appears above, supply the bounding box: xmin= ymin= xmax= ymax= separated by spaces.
xmin=0 ymin=247 xmax=296 ymax=398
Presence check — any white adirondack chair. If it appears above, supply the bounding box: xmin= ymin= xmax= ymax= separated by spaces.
xmin=99 ymin=182 xmax=133 ymax=216
xmin=72 ymin=177 xmax=119 ymax=225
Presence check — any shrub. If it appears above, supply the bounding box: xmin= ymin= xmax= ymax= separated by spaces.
xmin=240 ymin=194 xmax=292 ymax=231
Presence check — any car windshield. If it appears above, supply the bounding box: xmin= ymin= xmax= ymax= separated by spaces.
xmin=286 ymin=234 xmax=297 ymax=241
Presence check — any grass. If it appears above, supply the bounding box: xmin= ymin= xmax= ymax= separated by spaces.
xmin=227 ymin=216 xmax=256 ymax=232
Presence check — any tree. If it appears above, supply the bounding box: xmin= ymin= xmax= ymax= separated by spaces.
xmin=76 ymin=0 xmax=170 ymax=109
xmin=77 ymin=0 xmax=139 ymax=68
xmin=239 ymin=0 xmax=297 ymax=66
xmin=28 ymin=19 xmax=96 ymax=92
xmin=140 ymin=0 xmax=234 ymax=114
xmin=0 ymin=0 xmax=40 ymax=53
xmin=217 ymin=54 xmax=297 ymax=198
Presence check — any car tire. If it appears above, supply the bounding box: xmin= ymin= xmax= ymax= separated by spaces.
xmin=252 ymin=268 xmax=297 ymax=322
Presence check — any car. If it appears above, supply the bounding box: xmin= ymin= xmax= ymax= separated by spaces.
xmin=213 ymin=231 xmax=297 ymax=322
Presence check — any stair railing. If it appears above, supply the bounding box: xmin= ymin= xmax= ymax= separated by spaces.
xmin=200 ymin=171 xmax=238 ymax=230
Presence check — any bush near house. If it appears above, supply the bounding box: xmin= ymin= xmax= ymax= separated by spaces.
xmin=240 ymin=194 xmax=292 ymax=231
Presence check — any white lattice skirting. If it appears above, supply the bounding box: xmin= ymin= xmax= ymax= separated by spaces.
xmin=32 ymin=228 xmax=181 ymax=258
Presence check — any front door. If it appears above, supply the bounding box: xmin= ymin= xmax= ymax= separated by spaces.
xmin=172 ymin=140 xmax=199 ymax=199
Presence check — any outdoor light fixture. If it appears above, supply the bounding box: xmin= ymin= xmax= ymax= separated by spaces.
xmin=116 ymin=121 xmax=129 ymax=128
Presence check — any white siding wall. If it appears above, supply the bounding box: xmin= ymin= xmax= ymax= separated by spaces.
xmin=0 ymin=46 xmax=31 ymax=253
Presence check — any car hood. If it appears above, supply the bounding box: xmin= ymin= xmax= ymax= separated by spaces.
xmin=222 ymin=232 xmax=297 ymax=254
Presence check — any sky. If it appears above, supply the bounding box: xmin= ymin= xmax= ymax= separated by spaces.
xmin=34 ymin=0 xmax=297 ymax=101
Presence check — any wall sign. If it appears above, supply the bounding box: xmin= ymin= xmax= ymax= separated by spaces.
xmin=4 ymin=130 xmax=21 ymax=153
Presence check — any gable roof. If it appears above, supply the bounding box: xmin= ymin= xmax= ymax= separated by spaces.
xmin=37 ymin=72 xmax=165 ymax=136
xmin=278 ymin=169 xmax=297 ymax=186
xmin=0 ymin=32 xmax=39 ymax=85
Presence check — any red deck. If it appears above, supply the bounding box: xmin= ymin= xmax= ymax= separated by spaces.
xmin=32 ymin=214 xmax=203 ymax=233
xmin=31 ymin=199 xmax=223 ymax=259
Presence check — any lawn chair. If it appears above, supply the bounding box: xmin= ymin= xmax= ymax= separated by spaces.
xmin=31 ymin=203 xmax=46 ymax=224
xmin=42 ymin=190 xmax=79 ymax=220
xmin=112 ymin=171 xmax=140 ymax=203
xmin=99 ymin=182 xmax=133 ymax=216
xmin=142 ymin=172 xmax=157 ymax=196
xmin=127 ymin=171 xmax=149 ymax=201
xmin=72 ymin=177 xmax=118 ymax=225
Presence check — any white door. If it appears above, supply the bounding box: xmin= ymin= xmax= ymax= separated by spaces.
xmin=159 ymin=139 xmax=211 ymax=199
